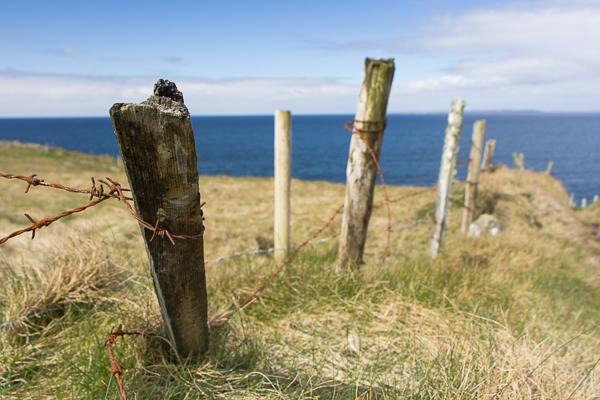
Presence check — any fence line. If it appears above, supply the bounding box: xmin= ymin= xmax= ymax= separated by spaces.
xmin=2 ymin=104 xmax=539 ymax=399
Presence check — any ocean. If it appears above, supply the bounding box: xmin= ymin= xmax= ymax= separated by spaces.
xmin=0 ymin=113 xmax=598 ymax=204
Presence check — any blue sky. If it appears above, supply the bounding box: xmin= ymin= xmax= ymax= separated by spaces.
xmin=1 ymin=0 xmax=599 ymax=116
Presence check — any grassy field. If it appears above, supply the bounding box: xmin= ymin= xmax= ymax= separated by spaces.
xmin=1 ymin=143 xmax=600 ymax=399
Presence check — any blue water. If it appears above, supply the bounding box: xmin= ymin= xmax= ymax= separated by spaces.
xmin=0 ymin=114 xmax=598 ymax=204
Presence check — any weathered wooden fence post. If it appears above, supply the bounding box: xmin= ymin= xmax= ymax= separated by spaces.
xmin=512 ymin=152 xmax=525 ymax=171
xmin=109 ymin=79 xmax=209 ymax=357
xmin=430 ymin=98 xmax=465 ymax=258
xmin=336 ymin=58 xmax=395 ymax=271
xmin=545 ymin=161 xmax=553 ymax=175
xmin=481 ymin=139 xmax=496 ymax=171
xmin=569 ymin=193 xmax=575 ymax=207
xmin=461 ymin=120 xmax=486 ymax=235
xmin=274 ymin=110 xmax=291 ymax=263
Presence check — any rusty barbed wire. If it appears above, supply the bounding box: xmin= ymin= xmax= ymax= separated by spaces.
xmin=374 ymin=187 xmax=436 ymax=209
xmin=98 ymin=177 xmax=205 ymax=244
xmin=345 ymin=119 xmax=392 ymax=269
xmin=105 ymin=325 xmax=140 ymax=400
xmin=0 ymin=172 xmax=131 ymax=200
xmin=0 ymin=196 xmax=112 ymax=244
xmin=0 ymin=173 xmax=204 ymax=245
xmin=240 ymin=205 xmax=343 ymax=308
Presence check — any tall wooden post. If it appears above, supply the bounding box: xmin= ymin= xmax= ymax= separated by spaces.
xmin=461 ymin=120 xmax=486 ymax=235
xmin=430 ymin=98 xmax=465 ymax=258
xmin=274 ymin=110 xmax=291 ymax=263
xmin=336 ymin=58 xmax=395 ymax=271
xmin=481 ymin=139 xmax=496 ymax=171
xmin=109 ymin=79 xmax=209 ymax=357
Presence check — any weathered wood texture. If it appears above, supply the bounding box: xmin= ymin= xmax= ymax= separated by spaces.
xmin=336 ymin=58 xmax=395 ymax=270
xmin=274 ymin=110 xmax=291 ymax=263
xmin=481 ymin=139 xmax=496 ymax=171
xmin=461 ymin=120 xmax=486 ymax=235
xmin=430 ymin=98 xmax=465 ymax=258
xmin=109 ymin=79 xmax=208 ymax=357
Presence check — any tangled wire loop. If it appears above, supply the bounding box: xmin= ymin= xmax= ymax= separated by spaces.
xmin=105 ymin=325 xmax=140 ymax=400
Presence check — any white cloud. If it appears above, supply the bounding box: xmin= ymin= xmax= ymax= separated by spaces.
xmin=402 ymin=2 xmax=600 ymax=105
xmin=0 ymin=72 xmax=359 ymax=117
xmin=326 ymin=1 xmax=600 ymax=111
xmin=2 ymin=2 xmax=600 ymax=116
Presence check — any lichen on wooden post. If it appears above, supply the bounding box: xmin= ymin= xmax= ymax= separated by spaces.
xmin=481 ymin=139 xmax=496 ymax=171
xmin=336 ymin=58 xmax=395 ymax=271
xmin=430 ymin=98 xmax=465 ymax=258
xmin=109 ymin=79 xmax=209 ymax=357
xmin=274 ymin=110 xmax=291 ymax=263
xmin=461 ymin=120 xmax=486 ymax=235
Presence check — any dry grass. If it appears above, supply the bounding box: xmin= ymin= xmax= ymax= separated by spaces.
xmin=1 ymin=144 xmax=600 ymax=399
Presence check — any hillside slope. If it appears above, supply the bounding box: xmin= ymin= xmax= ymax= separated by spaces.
xmin=1 ymin=143 xmax=600 ymax=399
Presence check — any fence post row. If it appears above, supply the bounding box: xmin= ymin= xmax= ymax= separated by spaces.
xmin=461 ymin=120 xmax=486 ymax=235
xmin=430 ymin=98 xmax=465 ymax=258
xmin=109 ymin=79 xmax=209 ymax=357
xmin=336 ymin=58 xmax=395 ymax=271
xmin=274 ymin=110 xmax=291 ymax=263
xmin=481 ymin=139 xmax=496 ymax=171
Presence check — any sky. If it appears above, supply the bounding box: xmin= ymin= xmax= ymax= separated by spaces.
xmin=1 ymin=0 xmax=599 ymax=117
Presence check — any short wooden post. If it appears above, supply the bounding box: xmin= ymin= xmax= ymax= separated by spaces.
xmin=594 ymin=195 xmax=598 ymax=203
xmin=512 ymin=152 xmax=525 ymax=171
xmin=569 ymin=193 xmax=575 ymax=207
xmin=461 ymin=120 xmax=486 ymax=235
xmin=336 ymin=58 xmax=395 ymax=271
xmin=430 ymin=98 xmax=465 ymax=258
xmin=582 ymin=198 xmax=588 ymax=208
xmin=481 ymin=139 xmax=496 ymax=171
xmin=109 ymin=79 xmax=209 ymax=357
xmin=274 ymin=110 xmax=291 ymax=263
xmin=545 ymin=161 xmax=553 ymax=175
